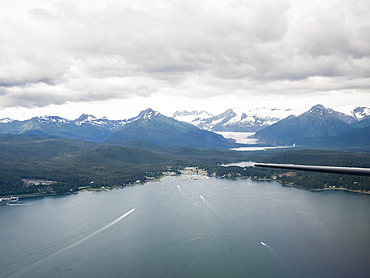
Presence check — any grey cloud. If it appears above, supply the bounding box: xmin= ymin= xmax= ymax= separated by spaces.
xmin=0 ymin=79 xmax=157 ymax=109
xmin=28 ymin=8 xmax=58 ymax=20
xmin=0 ymin=87 xmax=69 ymax=109
xmin=0 ymin=0 xmax=369 ymax=110
xmin=290 ymin=1 xmax=370 ymax=59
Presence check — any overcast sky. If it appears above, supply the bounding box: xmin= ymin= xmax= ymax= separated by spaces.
xmin=0 ymin=0 xmax=369 ymax=120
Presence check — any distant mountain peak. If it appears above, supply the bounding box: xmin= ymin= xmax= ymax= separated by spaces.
xmin=173 ymin=110 xmax=212 ymax=117
xmin=173 ymin=107 xmax=295 ymax=132
xmin=75 ymin=114 xmax=97 ymax=121
xmin=173 ymin=110 xmax=213 ymax=125
xmin=104 ymin=109 xmax=237 ymax=148
xmin=306 ymin=104 xmax=342 ymax=115
xmin=352 ymin=107 xmax=370 ymax=120
xmin=138 ymin=108 xmax=161 ymax=119
xmin=254 ymin=105 xmax=358 ymax=145
xmin=0 ymin=118 xmax=14 ymax=123
xmin=74 ymin=114 xmax=118 ymax=128
xmin=307 ymin=104 xmax=330 ymax=114
xmin=35 ymin=115 xmax=70 ymax=125
xmin=304 ymin=104 xmax=357 ymax=124
xmin=311 ymin=104 xmax=326 ymax=109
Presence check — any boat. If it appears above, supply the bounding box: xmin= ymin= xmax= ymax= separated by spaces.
xmin=0 ymin=196 xmax=19 ymax=204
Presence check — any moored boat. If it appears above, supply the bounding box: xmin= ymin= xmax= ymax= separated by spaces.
xmin=0 ymin=196 xmax=19 ymax=204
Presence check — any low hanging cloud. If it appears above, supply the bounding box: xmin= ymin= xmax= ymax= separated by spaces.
xmin=0 ymin=0 xmax=369 ymax=109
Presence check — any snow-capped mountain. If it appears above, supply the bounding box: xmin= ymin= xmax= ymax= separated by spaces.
xmin=352 ymin=107 xmax=370 ymax=120
xmin=0 ymin=114 xmax=128 ymax=141
xmin=173 ymin=110 xmax=214 ymax=124
xmin=307 ymin=105 xmax=357 ymax=124
xmin=73 ymin=114 xmax=127 ymax=129
xmin=254 ymin=104 xmax=370 ymax=146
xmin=0 ymin=118 xmax=13 ymax=124
xmin=0 ymin=106 xmax=369 ymax=144
xmin=173 ymin=107 xmax=295 ymax=132
xmin=37 ymin=116 xmax=71 ymax=126
xmin=104 ymin=108 xmax=237 ymax=148
xmin=127 ymin=108 xmax=162 ymax=123
xmin=0 ymin=108 xmax=237 ymax=148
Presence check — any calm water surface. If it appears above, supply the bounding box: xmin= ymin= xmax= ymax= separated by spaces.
xmin=1 ymin=176 xmax=369 ymax=278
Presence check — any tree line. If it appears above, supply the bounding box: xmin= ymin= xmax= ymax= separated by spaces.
xmin=1 ymin=134 xmax=369 ymax=196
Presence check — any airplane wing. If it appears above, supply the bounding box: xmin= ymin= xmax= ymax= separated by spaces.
xmin=254 ymin=163 xmax=370 ymax=176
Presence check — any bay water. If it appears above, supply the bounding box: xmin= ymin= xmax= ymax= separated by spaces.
xmin=1 ymin=176 xmax=369 ymax=277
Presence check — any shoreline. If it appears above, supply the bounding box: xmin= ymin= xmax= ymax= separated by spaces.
xmin=3 ymin=173 xmax=370 ymax=200
xmin=279 ymin=182 xmax=370 ymax=195
xmin=218 ymin=175 xmax=370 ymax=195
xmin=2 ymin=174 xmax=169 ymax=200
xmin=308 ymin=187 xmax=370 ymax=194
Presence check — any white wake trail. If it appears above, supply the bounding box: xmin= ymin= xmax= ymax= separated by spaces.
xmin=199 ymin=195 xmax=216 ymax=213
xmin=260 ymin=241 xmax=293 ymax=278
xmin=9 ymin=208 xmax=135 ymax=278
xmin=177 ymin=185 xmax=187 ymax=198
xmin=7 ymin=203 xmax=33 ymax=206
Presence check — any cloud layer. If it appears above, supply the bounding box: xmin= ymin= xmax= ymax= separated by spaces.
xmin=0 ymin=0 xmax=369 ymax=111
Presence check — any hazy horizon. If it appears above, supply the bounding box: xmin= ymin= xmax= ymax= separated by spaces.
xmin=0 ymin=103 xmax=366 ymax=121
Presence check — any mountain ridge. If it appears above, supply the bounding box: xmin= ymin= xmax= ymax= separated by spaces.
xmin=173 ymin=107 xmax=295 ymax=132
xmin=1 ymin=105 xmax=369 ymax=132
xmin=104 ymin=108 xmax=238 ymax=149
xmin=0 ymin=108 xmax=239 ymax=149
xmin=1 ymin=105 xmax=370 ymax=148
xmin=254 ymin=104 xmax=369 ymax=146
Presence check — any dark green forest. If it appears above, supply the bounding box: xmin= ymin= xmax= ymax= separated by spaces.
xmin=1 ymin=134 xmax=370 ymax=196
xmin=208 ymin=149 xmax=370 ymax=192
xmin=0 ymin=135 xmax=252 ymax=196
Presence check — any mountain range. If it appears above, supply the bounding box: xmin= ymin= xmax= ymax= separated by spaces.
xmin=0 ymin=109 xmax=237 ymax=149
xmin=173 ymin=106 xmax=370 ymax=132
xmin=103 ymin=109 xmax=237 ymax=149
xmin=254 ymin=105 xmax=370 ymax=147
xmin=1 ymin=105 xmax=370 ymax=149
xmin=173 ymin=107 xmax=294 ymax=132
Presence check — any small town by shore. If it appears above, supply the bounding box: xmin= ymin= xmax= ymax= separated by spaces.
xmin=2 ymin=164 xmax=370 ymax=201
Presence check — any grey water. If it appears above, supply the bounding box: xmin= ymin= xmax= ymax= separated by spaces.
xmin=1 ymin=176 xmax=369 ymax=278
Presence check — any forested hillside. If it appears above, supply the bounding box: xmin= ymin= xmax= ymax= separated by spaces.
xmin=0 ymin=134 xmax=250 ymax=196
xmin=1 ymin=134 xmax=369 ymax=196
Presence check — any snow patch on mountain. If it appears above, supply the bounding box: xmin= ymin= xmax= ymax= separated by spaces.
xmin=1 ymin=106 xmax=369 ymax=139
xmin=174 ymin=107 xmax=296 ymax=132
xmin=138 ymin=108 xmax=161 ymax=120
xmin=0 ymin=118 xmax=13 ymax=124
xmin=225 ymin=107 xmax=294 ymax=126
xmin=173 ymin=110 xmax=214 ymax=124
xmin=73 ymin=114 xmax=127 ymax=129
xmin=303 ymin=104 xmax=357 ymax=124
xmin=74 ymin=114 xmax=98 ymax=126
xmin=37 ymin=116 xmax=70 ymax=126
xmin=352 ymin=107 xmax=370 ymax=120
xmin=125 ymin=108 xmax=162 ymax=125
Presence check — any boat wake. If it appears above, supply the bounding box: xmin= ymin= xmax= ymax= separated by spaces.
xmin=260 ymin=241 xmax=293 ymax=278
xmin=261 ymin=241 xmax=268 ymax=247
xmin=199 ymin=195 xmax=217 ymax=215
xmin=176 ymin=185 xmax=186 ymax=198
xmin=8 ymin=203 xmax=33 ymax=206
xmin=8 ymin=208 xmax=136 ymax=278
